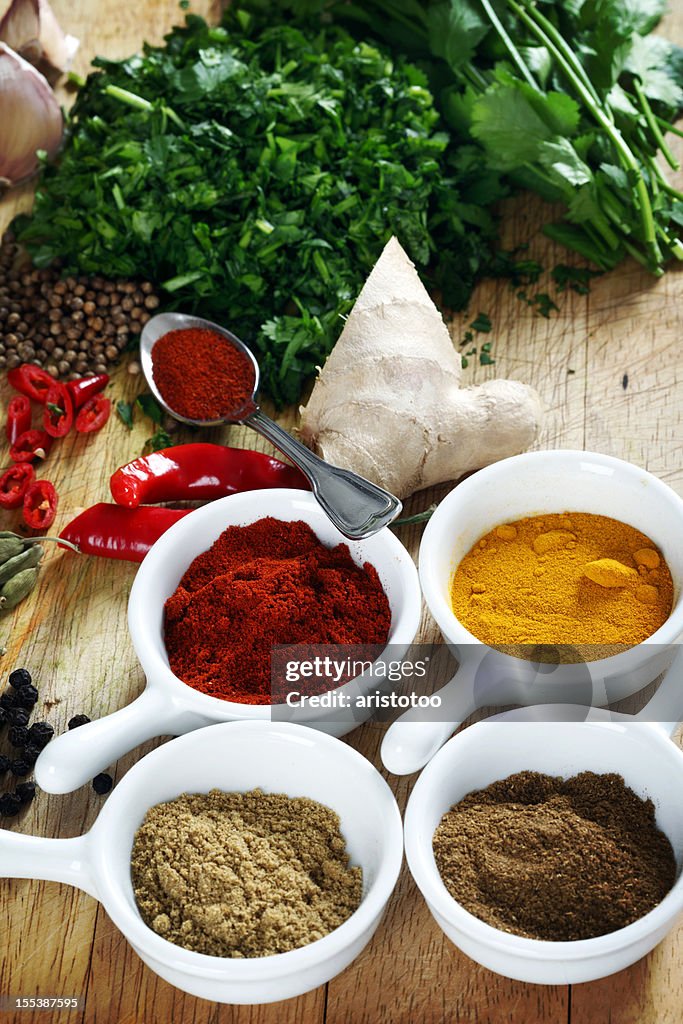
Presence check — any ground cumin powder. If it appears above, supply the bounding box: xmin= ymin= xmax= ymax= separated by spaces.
xmin=451 ymin=512 xmax=673 ymax=653
xmin=131 ymin=789 xmax=362 ymax=957
xmin=433 ymin=771 xmax=677 ymax=941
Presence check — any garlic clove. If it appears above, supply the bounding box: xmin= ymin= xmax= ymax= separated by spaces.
xmin=36 ymin=0 xmax=78 ymax=72
xmin=0 ymin=0 xmax=40 ymax=59
xmin=0 ymin=41 xmax=62 ymax=187
xmin=0 ymin=0 xmax=78 ymax=74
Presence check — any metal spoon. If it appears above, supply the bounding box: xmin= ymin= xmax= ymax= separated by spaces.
xmin=140 ymin=312 xmax=402 ymax=539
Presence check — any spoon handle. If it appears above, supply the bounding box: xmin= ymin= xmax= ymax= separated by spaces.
xmin=247 ymin=410 xmax=402 ymax=539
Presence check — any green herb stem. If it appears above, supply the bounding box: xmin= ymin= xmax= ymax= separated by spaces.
xmin=478 ymin=0 xmax=538 ymax=90
xmin=653 ymin=114 xmax=683 ymax=140
xmin=633 ymin=80 xmax=679 ymax=171
xmin=104 ymin=84 xmax=184 ymax=129
xmin=392 ymin=505 xmax=437 ymax=528
xmin=506 ymin=0 xmax=660 ymax=267
xmin=511 ymin=0 xmax=604 ymax=110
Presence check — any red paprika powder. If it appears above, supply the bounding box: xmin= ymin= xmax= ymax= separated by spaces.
xmin=151 ymin=327 xmax=256 ymax=421
xmin=164 ymin=517 xmax=392 ymax=704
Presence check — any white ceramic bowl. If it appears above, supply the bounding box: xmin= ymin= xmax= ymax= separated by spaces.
xmin=405 ymin=669 xmax=683 ymax=985
xmin=382 ymin=450 xmax=683 ymax=774
xmin=37 ymin=489 xmax=421 ymax=793
xmin=5 ymin=721 xmax=403 ymax=1003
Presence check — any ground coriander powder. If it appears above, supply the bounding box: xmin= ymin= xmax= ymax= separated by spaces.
xmin=433 ymin=771 xmax=677 ymax=941
xmin=131 ymin=788 xmax=362 ymax=957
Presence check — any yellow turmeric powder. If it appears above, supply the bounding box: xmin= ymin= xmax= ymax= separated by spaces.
xmin=450 ymin=512 xmax=673 ymax=652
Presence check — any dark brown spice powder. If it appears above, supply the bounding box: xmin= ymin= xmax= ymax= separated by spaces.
xmin=433 ymin=771 xmax=677 ymax=941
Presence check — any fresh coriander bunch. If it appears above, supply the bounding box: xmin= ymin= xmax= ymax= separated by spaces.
xmin=16 ymin=9 xmax=506 ymax=404
xmin=332 ymin=0 xmax=683 ymax=274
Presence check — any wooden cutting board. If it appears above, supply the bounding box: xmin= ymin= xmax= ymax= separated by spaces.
xmin=1 ymin=3 xmax=683 ymax=1023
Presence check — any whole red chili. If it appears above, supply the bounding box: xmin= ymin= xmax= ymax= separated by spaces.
xmin=10 ymin=429 xmax=53 ymax=463
xmin=0 ymin=464 xmax=35 ymax=509
xmin=7 ymin=364 xmax=53 ymax=403
xmin=163 ymin=517 xmax=391 ymax=704
xmin=23 ymin=480 xmax=58 ymax=530
xmin=110 ymin=443 xmax=310 ymax=508
xmin=151 ymin=328 xmax=256 ymax=421
xmin=75 ymin=395 xmax=111 ymax=433
xmin=6 ymin=395 xmax=32 ymax=446
xmin=43 ymin=383 xmax=74 ymax=438
xmin=59 ymin=504 xmax=191 ymax=561
xmin=66 ymin=373 xmax=109 ymax=410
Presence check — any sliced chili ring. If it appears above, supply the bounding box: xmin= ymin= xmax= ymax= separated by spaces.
xmin=66 ymin=374 xmax=110 ymax=410
xmin=7 ymin=364 xmax=54 ymax=403
xmin=23 ymin=479 xmax=58 ymax=531
xmin=0 ymin=464 xmax=35 ymax=510
xmin=9 ymin=429 xmax=54 ymax=463
xmin=75 ymin=395 xmax=111 ymax=434
xmin=6 ymin=395 xmax=32 ymax=445
xmin=43 ymin=383 xmax=74 ymax=438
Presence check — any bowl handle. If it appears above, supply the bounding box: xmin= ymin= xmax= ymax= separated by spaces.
xmin=380 ymin=663 xmax=479 ymax=775
xmin=0 ymin=831 xmax=98 ymax=898
xmin=35 ymin=685 xmax=208 ymax=794
xmin=634 ymin=645 xmax=683 ymax=736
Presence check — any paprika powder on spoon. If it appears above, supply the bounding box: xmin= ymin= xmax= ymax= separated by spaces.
xmin=151 ymin=327 xmax=256 ymax=420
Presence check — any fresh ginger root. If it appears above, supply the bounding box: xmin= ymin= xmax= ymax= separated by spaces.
xmin=299 ymin=237 xmax=543 ymax=499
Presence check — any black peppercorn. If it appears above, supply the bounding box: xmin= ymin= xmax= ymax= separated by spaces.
xmin=23 ymin=742 xmax=42 ymax=763
xmin=0 ymin=706 xmax=7 ymax=727
xmin=15 ymin=781 xmax=36 ymax=804
xmin=15 ymin=684 xmax=38 ymax=708
xmin=0 ymin=754 xmax=10 ymax=774
xmin=28 ymin=721 xmax=54 ymax=748
xmin=0 ymin=691 xmax=16 ymax=710
xmin=0 ymin=792 xmax=22 ymax=816
xmin=10 ymin=758 xmax=32 ymax=777
xmin=8 ymin=725 xmax=29 ymax=747
xmin=68 ymin=714 xmax=91 ymax=729
xmin=8 ymin=707 xmax=29 ymax=727
xmin=92 ymin=773 xmax=113 ymax=795
xmin=9 ymin=668 xmax=32 ymax=689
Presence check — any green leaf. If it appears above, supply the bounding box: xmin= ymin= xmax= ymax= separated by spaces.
xmin=136 ymin=393 xmax=164 ymax=425
xmin=471 ymin=83 xmax=556 ymax=169
xmin=538 ymin=138 xmax=593 ymax=190
xmin=143 ymin=427 xmax=174 ymax=454
xmin=532 ymin=293 xmax=559 ymax=318
xmin=469 ymin=312 xmax=492 ymax=332
xmin=116 ymin=400 xmax=134 ymax=430
xmin=624 ymin=34 xmax=683 ymax=106
xmin=425 ymin=0 xmax=489 ymax=71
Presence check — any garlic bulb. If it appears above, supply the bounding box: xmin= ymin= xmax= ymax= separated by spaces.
xmin=0 ymin=41 xmax=62 ymax=186
xmin=0 ymin=0 xmax=78 ymax=73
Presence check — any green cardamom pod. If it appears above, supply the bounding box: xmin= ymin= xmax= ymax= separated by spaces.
xmin=0 ymin=568 xmax=39 ymax=611
xmin=0 ymin=545 xmax=43 ymax=586
xmin=0 ymin=536 xmax=25 ymax=564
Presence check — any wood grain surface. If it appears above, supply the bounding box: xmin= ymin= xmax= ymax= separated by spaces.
xmin=1 ymin=2 xmax=683 ymax=1023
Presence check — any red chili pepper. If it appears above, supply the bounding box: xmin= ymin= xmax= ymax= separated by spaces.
xmin=75 ymin=395 xmax=111 ymax=434
xmin=43 ymin=383 xmax=74 ymax=438
xmin=66 ymin=374 xmax=109 ymax=410
xmin=23 ymin=479 xmax=58 ymax=530
xmin=10 ymin=429 xmax=54 ymax=463
xmin=109 ymin=443 xmax=310 ymax=509
xmin=0 ymin=464 xmax=35 ymax=509
xmin=7 ymin=364 xmax=54 ymax=403
xmin=59 ymin=504 xmax=191 ymax=562
xmin=6 ymin=395 xmax=32 ymax=445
